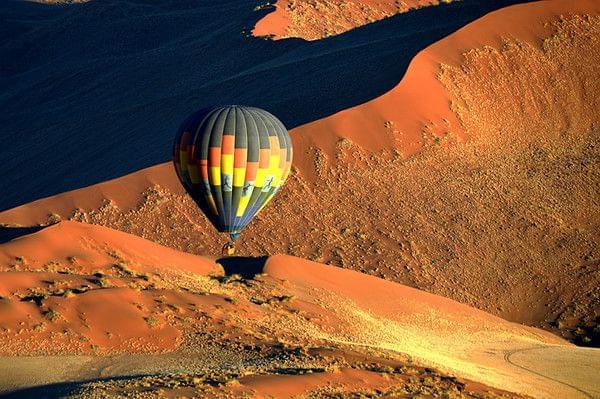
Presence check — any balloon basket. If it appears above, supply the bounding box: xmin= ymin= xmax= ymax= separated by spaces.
xmin=222 ymin=241 xmax=236 ymax=257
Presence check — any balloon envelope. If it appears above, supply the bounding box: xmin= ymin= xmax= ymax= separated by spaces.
xmin=173 ymin=105 xmax=293 ymax=240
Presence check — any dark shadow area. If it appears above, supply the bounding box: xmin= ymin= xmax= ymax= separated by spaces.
xmin=217 ymin=256 xmax=268 ymax=279
xmin=0 ymin=0 xmax=534 ymax=211
xmin=0 ymin=375 xmax=142 ymax=399
xmin=0 ymin=225 xmax=44 ymax=244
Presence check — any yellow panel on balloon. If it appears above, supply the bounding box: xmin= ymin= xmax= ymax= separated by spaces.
xmin=255 ymin=169 xmax=267 ymax=187
xmin=221 ymin=154 xmax=234 ymax=175
xmin=236 ymin=195 xmax=251 ymax=217
xmin=233 ymin=168 xmax=246 ymax=187
xmin=268 ymin=154 xmax=280 ymax=176
xmin=209 ymin=167 xmax=221 ymax=185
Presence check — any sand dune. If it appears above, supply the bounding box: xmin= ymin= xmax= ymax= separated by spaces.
xmin=1 ymin=0 xmax=598 ymax=348
xmin=0 ymin=221 xmax=218 ymax=354
xmin=0 ymin=0 xmax=529 ymax=211
xmin=1 ymin=0 xmax=599 ymax=396
xmin=290 ymin=0 xmax=600 ymax=171
xmin=253 ymin=0 xmax=458 ymax=41
xmin=264 ymin=255 xmax=600 ymax=399
xmin=0 ymin=221 xmax=598 ymax=398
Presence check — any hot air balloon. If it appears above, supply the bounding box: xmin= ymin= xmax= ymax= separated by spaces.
xmin=173 ymin=105 xmax=293 ymax=255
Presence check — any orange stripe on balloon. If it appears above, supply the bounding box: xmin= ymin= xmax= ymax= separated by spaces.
xmin=245 ymin=162 xmax=258 ymax=181
xmin=208 ymin=147 xmax=221 ymax=167
xmin=258 ymin=149 xmax=270 ymax=168
xmin=234 ymin=148 xmax=247 ymax=167
xmin=200 ymin=160 xmax=208 ymax=180
xmin=221 ymin=135 xmax=235 ymax=154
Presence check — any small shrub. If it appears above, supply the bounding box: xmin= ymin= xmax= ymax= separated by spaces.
xmin=44 ymin=309 xmax=61 ymax=322
xmin=113 ymin=262 xmax=135 ymax=276
xmin=72 ymin=286 xmax=90 ymax=294
xmin=145 ymin=316 xmax=160 ymax=327
xmin=96 ymin=277 xmax=110 ymax=288
xmin=276 ymin=294 xmax=295 ymax=302
xmin=21 ymin=293 xmax=48 ymax=306
xmin=47 ymin=213 xmax=62 ymax=224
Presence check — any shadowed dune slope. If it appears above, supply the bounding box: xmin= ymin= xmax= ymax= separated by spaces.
xmin=0 ymin=222 xmax=598 ymax=398
xmin=1 ymin=0 xmax=598 ymax=347
xmin=0 ymin=0 xmax=530 ymax=211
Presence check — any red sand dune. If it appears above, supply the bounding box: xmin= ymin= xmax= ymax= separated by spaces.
xmin=253 ymin=0 xmax=457 ymax=41
xmin=239 ymin=368 xmax=401 ymax=398
xmin=264 ymin=255 xmax=589 ymax=398
xmin=0 ymin=223 xmax=597 ymax=398
xmin=0 ymin=0 xmax=598 ymax=353
xmin=1 ymin=0 xmax=599 ymax=397
xmin=0 ymin=222 xmax=218 ymax=353
xmin=2 ymin=0 xmax=598 ymax=224
xmin=0 ymin=221 xmax=216 ymax=276
xmin=0 ymin=164 xmax=180 ymax=226
xmin=290 ymin=0 xmax=600 ymax=172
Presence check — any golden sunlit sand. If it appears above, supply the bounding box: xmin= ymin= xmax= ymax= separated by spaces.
xmin=1 ymin=222 xmax=597 ymax=398
xmin=0 ymin=0 xmax=598 ymax=398
xmin=2 ymin=0 xmax=597 ymax=345
xmin=253 ymin=0 xmax=458 ymax=40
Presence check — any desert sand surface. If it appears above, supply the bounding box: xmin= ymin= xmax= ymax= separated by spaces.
xmin=0 ymin=221 xmax=598 ymax=398
xmin=1 ymin=0 xmax=599 ymax=397
xmin=253 ymin=0 xmax=457 ymax=40
xmin=2 ymin=0 xmax=598 ymax=347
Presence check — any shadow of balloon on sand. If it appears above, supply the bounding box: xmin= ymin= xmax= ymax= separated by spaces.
xmin=216 ymin=256 xmax=268 ymax=279
xmin=0 ymin=0 xmax=534 ymax=211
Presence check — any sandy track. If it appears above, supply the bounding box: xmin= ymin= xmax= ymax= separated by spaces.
xmin=504 ymin=346 xmax=600 ymax=399
xmin=0 ymin=347 xmax=253 ymax=396
xmin=323 ymin=340 xmax=600 ymax=399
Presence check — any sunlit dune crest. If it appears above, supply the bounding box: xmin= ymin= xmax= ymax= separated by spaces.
xmin=253 ymin=0 xmax=456 ymax=40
